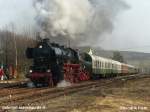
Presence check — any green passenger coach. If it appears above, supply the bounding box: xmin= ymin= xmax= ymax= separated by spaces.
xmin=80 ymin=50 xmax=135 ymax=79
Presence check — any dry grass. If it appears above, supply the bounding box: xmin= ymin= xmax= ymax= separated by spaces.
xmin=44 ymin=77 xmax=150 ymax=112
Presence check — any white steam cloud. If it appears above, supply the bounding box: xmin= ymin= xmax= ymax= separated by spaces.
xmin=33 ymin=0 xmax=129 ymax=45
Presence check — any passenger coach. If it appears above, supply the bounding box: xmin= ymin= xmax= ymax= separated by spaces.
xmin=81 ymin=50 xmax=138 ymax=79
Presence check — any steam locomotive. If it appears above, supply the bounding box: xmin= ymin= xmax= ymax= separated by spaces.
xmin=26 ymin=39 xmax=86 ymax=86
xmin=26 ymin=38 xmax=139 ymax=87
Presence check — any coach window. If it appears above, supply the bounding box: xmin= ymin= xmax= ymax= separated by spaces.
xmin=96 ymin=61 xmax=97 ymax=67
xmin=96 ymin=61 xmax=98 ymax=67
xmin=107 ymin=63 xmax=108 ymax=68
xmin=103 ymin=62 xmax=105 ymax=68
xmin=100 ymin=62 xmax=101 ymax=68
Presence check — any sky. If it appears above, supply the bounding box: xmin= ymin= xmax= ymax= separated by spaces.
xmin=0 ymin=0 xmax=150 ymax=53
xmin=101 ymin=0 xmax=150 ymax=53
xmin=0 ymin=0 xmax=35 ymax=31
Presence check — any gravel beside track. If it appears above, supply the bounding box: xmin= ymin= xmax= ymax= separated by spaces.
xmin=0 ymin=79 xmax=30 ymax=88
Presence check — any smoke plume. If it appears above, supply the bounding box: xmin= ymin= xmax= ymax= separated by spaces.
xmin=33 ymin=0 xmax=128 ymax=45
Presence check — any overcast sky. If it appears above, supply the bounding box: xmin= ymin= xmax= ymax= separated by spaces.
xmin=101 ymin=0 xmax=150 ymax=53
xmin=0 ymin=0 xmax=35 ymax=31
xmin=0 ymin=0 xmax=150 ymax=53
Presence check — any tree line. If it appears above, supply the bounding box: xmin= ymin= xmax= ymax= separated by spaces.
xmin=0 ymin=28 xmax=37 ymax=78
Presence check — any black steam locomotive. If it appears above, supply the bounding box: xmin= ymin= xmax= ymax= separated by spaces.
xmin=26 ymin=38 xmax=138 ymax=87
xmin=26 ymin=39 xmax=82 ymax=86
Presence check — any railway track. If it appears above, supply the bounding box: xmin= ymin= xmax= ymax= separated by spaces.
xmin=0 ymin=74 xmax=149 ymax=106
xmin=0 ymin=81 xmax=98 ymax=105
xmin=0 ymin=87 xmax=45 ymax=99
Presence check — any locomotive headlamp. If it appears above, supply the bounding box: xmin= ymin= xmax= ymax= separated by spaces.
xmin=39 ymin=45 xmax=43 ymax=48
xmin=47 ymin=69 xmax=51 ymax=73
xmin=29 ymin=70 xmax=33 ymax=73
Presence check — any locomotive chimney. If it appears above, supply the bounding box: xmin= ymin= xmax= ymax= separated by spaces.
xmin=43 ymin=38 xmax=50 ymax=43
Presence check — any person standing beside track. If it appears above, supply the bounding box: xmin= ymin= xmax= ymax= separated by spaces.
xmin=0 ymin=66 xmax=5 ymax=80
xmin=0 ymin=65 xmax=9 ymax=80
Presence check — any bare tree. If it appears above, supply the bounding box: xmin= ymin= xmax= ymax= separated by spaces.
xmin=0 ymin=24 xmax=37 ymax=79
xmin=112 ymin=51 xmax=125 ymax=63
